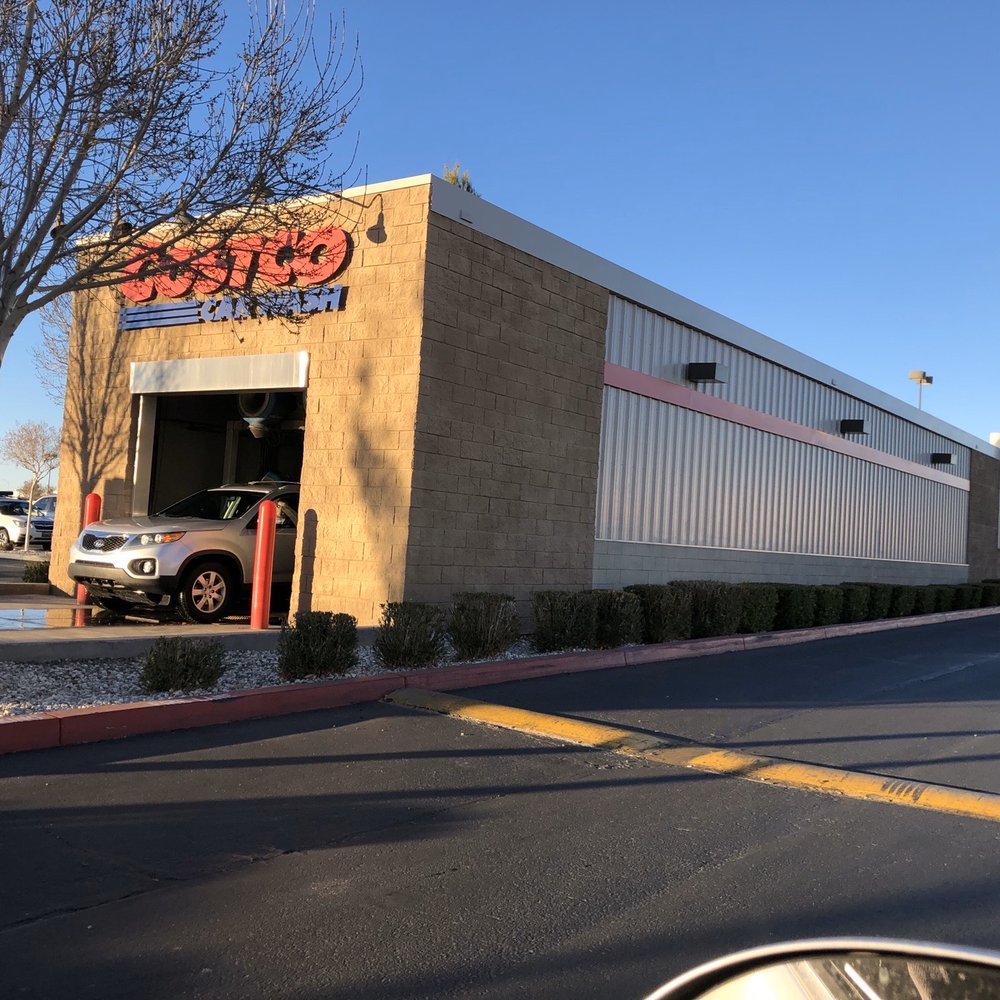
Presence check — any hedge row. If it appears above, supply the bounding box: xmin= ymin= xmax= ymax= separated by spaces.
xmin=285 ymin=592 xmax=522 ymax=677
xmin=340 ymin=580 xmax=1000 ymax=671
xmin=532 ymin=579 xmax=1000 ymax=652
xmin=144 ymin=579 xmax=1000 ymax=690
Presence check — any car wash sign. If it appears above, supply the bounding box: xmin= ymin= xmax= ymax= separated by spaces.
xmin=118 ymin=226 xmax=349 ymax=330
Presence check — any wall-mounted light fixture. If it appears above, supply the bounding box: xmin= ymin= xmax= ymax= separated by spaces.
xmin=111 ymin=208 xmax=133 ymax=238
xmin=686 ymin=362 xmax=729 ymax=384
xmin=840 ymin=419 xmax=867 ymax=435
xmin=931 ymin=452 xmax=956 ymax=466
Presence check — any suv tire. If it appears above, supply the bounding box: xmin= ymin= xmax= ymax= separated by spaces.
xmin=0 ymin=528 xmax=10 ymax=551
xmin=177 ymin=561 xmax=235 ymax=624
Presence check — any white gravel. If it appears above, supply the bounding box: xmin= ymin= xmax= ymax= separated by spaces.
xmin=0 ymin=638 xmax=543 ymax=718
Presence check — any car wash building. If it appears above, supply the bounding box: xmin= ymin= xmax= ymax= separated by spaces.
xmin=50 ymin=174 xmax=1000 ymax=625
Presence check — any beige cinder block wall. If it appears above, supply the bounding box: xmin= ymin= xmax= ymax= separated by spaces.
xmin=50 ymin=284 xmax=140 ymax=595
xmin=51 ymin=182 xmax=431 ymax=625
xmin=294 ymin=183 xmax=428 ymax=623
xmin=403 ymin=211 xmax=609 ymax=609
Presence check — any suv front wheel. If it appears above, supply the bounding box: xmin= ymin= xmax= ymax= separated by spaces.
xmin=176 ymin=561 xmax=235 ymax=624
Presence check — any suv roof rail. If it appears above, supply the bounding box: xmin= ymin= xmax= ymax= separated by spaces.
xmin=213 ymin=480 xmax=299 ymax=489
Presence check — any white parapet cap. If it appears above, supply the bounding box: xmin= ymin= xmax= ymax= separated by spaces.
xmin=415 ymin=173 xmax=997 ymax=458
xmin=130 ymin=351 xmax=309 ymax=395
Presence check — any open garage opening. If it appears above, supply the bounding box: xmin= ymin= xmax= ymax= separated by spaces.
xmin=145 ymin=391 xmax=305 ymax=513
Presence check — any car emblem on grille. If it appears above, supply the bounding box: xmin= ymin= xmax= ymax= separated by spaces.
xmin=94 ymin=538 xmax=105 ymax=549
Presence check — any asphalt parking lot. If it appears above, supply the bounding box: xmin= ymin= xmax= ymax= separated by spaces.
xmin=6 ymin=617 xmax=1000 ymax=999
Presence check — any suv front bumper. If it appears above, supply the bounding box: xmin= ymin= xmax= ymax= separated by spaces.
xmin=68 ymin=561 xmax=180 ymax=599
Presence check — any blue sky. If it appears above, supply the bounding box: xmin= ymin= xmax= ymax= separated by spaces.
xmin=3 ymin=1 xmax=998 ymax=489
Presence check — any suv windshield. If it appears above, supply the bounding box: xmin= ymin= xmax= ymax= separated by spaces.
xmin=156 ymin=490 xmax=264 ymax=521
xmin=0 ymin=501 xmax=43 ymax=517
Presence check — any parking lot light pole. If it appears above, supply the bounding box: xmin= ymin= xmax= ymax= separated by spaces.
xmin=250 ymin=500 xmax=277 ymax=630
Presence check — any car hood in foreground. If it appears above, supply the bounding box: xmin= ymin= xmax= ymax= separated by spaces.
xmin=83 ymin=517 xmax=243 ymax=535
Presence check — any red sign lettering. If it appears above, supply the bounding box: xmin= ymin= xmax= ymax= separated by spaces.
xmin=119 ymin=226 xmax=349 ymax=302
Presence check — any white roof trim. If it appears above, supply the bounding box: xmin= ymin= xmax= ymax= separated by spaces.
xmin=130 ymin=351 xmax=309 ymax=394
xmin=339 ymin=174 xmax=432 ymax=200
xmin=428 ymin=175 xmax=997 ymax=456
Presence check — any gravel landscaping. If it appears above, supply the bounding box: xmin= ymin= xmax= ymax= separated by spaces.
xmin=0 ymin=638 xmax=540 ymax=718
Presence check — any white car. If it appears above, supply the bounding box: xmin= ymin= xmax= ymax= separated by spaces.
xmin=0 ymin=499 xmax=54 ymax=550
xmin=32 ymin=494 xmax=57 ymax=518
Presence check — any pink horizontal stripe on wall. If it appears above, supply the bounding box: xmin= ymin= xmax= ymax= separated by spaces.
xmin=604 ymin=363 xmax=970 ymax=492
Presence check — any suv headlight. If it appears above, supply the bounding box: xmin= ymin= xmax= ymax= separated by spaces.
xmin=139 ymin=531 xmax=186 ymax=545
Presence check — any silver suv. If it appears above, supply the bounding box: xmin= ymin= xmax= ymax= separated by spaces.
xmin=68 ymin=482 xmax=299 ymax=623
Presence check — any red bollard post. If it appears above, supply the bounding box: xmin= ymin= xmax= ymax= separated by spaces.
xmin=250 ymin=499 xmax=277 ymax=630
xmin=75 ymin=492 xmax=103 ymax=605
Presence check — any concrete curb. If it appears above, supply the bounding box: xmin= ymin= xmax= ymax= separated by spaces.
xmin=2 ymin=604 xmax=999 ymax=755
xmin=0 ymin=619 xmax=381 ymax=663
xmin=0 ymin=583 xmax=49 ymax=596
xmin=0 ymin=627 xmax=284 ymax=663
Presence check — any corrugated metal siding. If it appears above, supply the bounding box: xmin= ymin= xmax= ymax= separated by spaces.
xmin=605 ymin=297 xmax=972 ymax=478
xmin=596 ymin=387 xmax=968 ymax=564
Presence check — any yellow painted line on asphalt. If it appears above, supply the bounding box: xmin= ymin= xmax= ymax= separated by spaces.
xmin=386 ymin=688 xmax=1000 ymax=824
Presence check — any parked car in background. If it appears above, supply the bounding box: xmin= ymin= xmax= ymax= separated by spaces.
xmin=0 ymin=499 xmax=54 ymax=550
xmin=68 ymin=481 xmax=299 ymax=623
xmin=32 ymin=495 xmax=57 ymax=518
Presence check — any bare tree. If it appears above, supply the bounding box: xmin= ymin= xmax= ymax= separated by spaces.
xmin=0 ymin=0 xmax=362 ymax=367
xmin=32 ymin=294 xmax=71 ymax=405
xmin=0 ymin=420 xmax=60 ymax=549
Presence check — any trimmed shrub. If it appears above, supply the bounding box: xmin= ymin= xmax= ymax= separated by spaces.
xmin=735 ymin=583 xmax=779 ymax=634
xmin=954 ymin=584 xmax=984 ymax=611
xmin=689 ymin=581 xmax=741 ymax=638
xmin=913 ymin=586 xmax=940 ymax=615
xmin=980 ymin=582 xmax=1000 ymax=608
xmin=889 ymin=586 xmax=919 ymax=619
xmin=140 ymin=637 xmax=225 ymax=693
xmin=773 ymin=584 xmax=817 ymax=631
xmin=867 ymin=584 xmax=893 ymax=621
xmin=374 ymin=601 xmax=448 ymax=669
xmin=840 ymin=584 xmax=870 ymax=623
xmin=22 ymin=560 xmax=49 ymax=583
xmin=531 ymin=590 xmax=598 ymax=652
xmin=624 ymin=583 xmax=694 ymax=643
xmin=813 ymin=585 xmax=844 ymax=626
xmin=934 ymin=585 xmax=957 ymax=613
xmin=278 ymin=611 xmax=358 ymax=680
xmin=592 ymin=589 xmax=644 ymax=648
xmin=449 ymin=592 xmax=520 ymax=660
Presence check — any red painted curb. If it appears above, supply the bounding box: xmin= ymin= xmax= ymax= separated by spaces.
xmin=56 ymin=698 xmax=237 ymax=745
xmin=2 ymin=605 xmax=999 ymax=755
xmin=742 ymin=628 xmax=826 ymax=649
xmin=1 ymin=675 xmax=407 ymax=755
xmin=624 ymin=640 xmax=743 ymax=664
xmin=220 ymin=675 xmax=401 ymax=719
xmin=403 ymin=649 xmax=629 ymax=690
xmin=0 ymin=711 xmax=60 ymax=753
